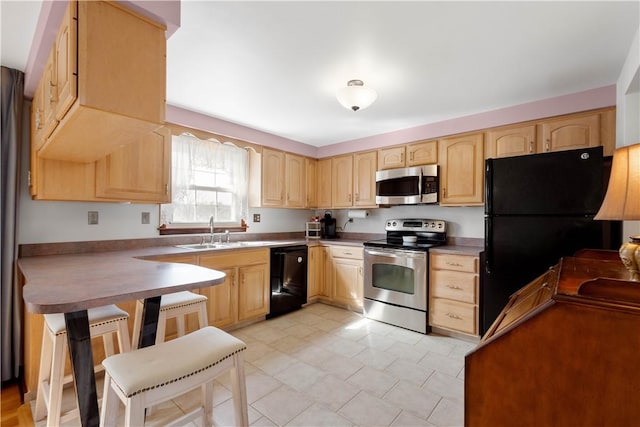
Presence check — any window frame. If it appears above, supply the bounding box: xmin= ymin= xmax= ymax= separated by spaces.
xmin=159 ymin=127 xmax=256 ymax=236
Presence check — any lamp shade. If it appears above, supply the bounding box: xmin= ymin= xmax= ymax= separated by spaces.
xmin=595 ymin=142 xmax=640 ymax=220
xmin=336 ymin=79 xmax=377 ymax=112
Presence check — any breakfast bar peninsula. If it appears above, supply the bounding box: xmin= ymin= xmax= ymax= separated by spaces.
xmin=19 ymin=251 xmax=226 ymax=427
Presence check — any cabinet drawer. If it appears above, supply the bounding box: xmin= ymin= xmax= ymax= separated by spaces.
xmin=430 ymin=270 xmax=477 ymax=304
xmin=431 ymin=253 xmax=478 ymax=273
xmin=200 ymin=248 xmax=269 ymax=269
xmin=430 ymin=298 xmax=477 ymax=335
xmin=330 ymin=246 xmax=363 ymax=260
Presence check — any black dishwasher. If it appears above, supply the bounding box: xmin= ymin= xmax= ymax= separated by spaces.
xmin=268 ymin=245 xmax=308 ymax=318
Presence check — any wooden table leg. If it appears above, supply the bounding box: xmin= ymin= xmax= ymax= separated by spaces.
xmin=64 ymin=310 xmax=99 ymax=427
xmin=138 ymin=295 xmax=162 ymax=348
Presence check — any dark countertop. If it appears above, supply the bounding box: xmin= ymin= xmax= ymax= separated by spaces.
xmin=430 ymin=244 xmax=483 ymax=256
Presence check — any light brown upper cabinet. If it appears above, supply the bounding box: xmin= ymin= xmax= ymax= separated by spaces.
xmin=439 ymin=133 xmax=484 ymax=206
xmin=317 ymin=158 xmax=332 ymax=208
xmin=485 ymin=124 xmax=536 ymax=159
xmin=95 ymin=127 xmax=171 ymax=202
xmin=260 ymin=148 xmax=285 ymax=207
xmin=249 ymin=148 xmax=313 ymax=208
xmin=35 ymin=0 xmax=166 ymax=163
xmin=306 ymin=158 xmax=318 ymax=208
xmin=285 ymin=153 xmax=306 ymax=208
xmin=32 ymin=127 xmax=172 ymax=203
xmin=54 ymin=1 xmax=77 ymax=122
xmin=538 ymin=113 xmax=600 ymax=154
xmin=407 ymin=140 xmax=438 ymax=166
xmin=332 ymin=154 xmax=354 ymax=208
xmin=378 ymin=146 xmax=406 ymax=170
xmin=377 ymin=140 xmax=437 ymax=170
xmin=353 ymin=151 xmax=378 ymax=207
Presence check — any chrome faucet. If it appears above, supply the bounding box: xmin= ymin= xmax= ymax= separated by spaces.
xmin=209 ymin=216 xmax=215 ymax=244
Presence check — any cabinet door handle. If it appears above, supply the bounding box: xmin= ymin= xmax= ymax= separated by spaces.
xmin=529 ymin=141 xmax=534 ymax=153
xmin=545 ymin=138 xmax=550 ymax=151
xmin=164 ymin=184 xmax=169 ymax=195
xmin=446 ymin=312 xmax=462 ymax=320
xmin=446 ymin=261 xmax=463 ymax=267
xmin=35 ymin=109 xmax=42 ymax=129
xmin=355 ymin=192 xmax=359 ymax=201
xmin=409 ymin=151 xmax=414 ymax=161
xmin=400 ymin=152 xmax=404 ymax=163
xmin=446 ymin=285 xmax=463 ymax=290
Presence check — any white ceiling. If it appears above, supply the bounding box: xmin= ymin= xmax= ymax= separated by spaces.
xmin=3 ymin=1 xmax=639 ymax=147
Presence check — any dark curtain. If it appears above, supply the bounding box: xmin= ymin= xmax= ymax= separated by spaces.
xmin=1 ymin=66 xmax=24 ymax=382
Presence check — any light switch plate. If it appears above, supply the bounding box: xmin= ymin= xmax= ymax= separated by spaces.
xmin=88 ymin=211 xmax=99 ymax=225
xmin=141 ymin=212 xmax=150 ymax=224
xmin=253 ymin=213 xmax=261 ymax=223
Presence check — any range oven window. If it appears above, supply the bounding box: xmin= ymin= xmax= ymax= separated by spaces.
xmin=372 ymin=264 xmax=415 ymax=294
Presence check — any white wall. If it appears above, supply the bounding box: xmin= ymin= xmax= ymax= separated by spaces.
xmin=616 ymin=26 xmax=640 ymax=241
xmin=314 ymin=206 xmax=485 ymax=239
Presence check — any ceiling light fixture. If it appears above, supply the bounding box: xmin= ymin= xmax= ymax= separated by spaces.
xmin=336 ymin=79 xmax=377 ymax=112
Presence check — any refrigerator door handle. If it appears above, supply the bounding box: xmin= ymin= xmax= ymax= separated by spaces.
xmin=485 ymin=160 xmax=493 ymax=215
xmin=484 ymin=218 xmax=492 ymax=274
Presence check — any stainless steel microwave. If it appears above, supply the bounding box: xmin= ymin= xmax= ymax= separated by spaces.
xmin=375 ymin=165 xmax=438 ymax=205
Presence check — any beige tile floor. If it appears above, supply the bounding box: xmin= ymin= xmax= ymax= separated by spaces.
xmin=34 ymin=303 xmax=475 ymax=426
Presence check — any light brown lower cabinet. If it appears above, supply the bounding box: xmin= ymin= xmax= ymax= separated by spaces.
xmin=198 ymin=249 xmax=270 ymax=329
xmin=429 ymin=253 xmax=479 ymax=337
xmin=307 ymin=245 xmax=363 ymax=311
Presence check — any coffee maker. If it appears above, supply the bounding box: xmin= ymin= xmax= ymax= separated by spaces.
xmin=321 ymin=212 xmax=337 ymax=239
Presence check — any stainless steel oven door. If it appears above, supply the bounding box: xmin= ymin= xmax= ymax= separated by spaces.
xmin=364 ymin=247 xmax=427 ymax=311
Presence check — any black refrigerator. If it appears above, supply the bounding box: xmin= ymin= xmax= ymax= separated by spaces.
xmin=482 ymin=146 xmax=621 ymax=334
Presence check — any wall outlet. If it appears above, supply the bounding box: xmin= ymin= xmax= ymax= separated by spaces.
xmin=253 ymin=213 xmax=261 ymax=223
xmin=88 ymin=211 xmax=99 ymax=225
xmin=141 ymin=212 xmax=150 ymax=224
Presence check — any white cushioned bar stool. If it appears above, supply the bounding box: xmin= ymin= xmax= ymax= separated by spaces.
xmin=131 ymin=291 xmax=208 ymax=347
xmin=100 ymin=326 xmax=248 ymax=427
xmin=34 ymin=305 xmax=131 ymax=427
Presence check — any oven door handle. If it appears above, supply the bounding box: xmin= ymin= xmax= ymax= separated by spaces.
xmin=364 ymin=248 xmax=425 ymax=258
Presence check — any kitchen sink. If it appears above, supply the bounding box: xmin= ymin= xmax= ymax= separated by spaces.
xmin=175 ymin=243 xmax=229 ymax=250
xmin=175 ymin=241 xmax=280 ymax=251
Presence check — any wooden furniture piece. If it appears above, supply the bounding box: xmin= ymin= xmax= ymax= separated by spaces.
xmin=20 ymin=254 xmax=225 ymax=427
xmin=131 ymin=291 xmax=208 ymax=347
xmin=34 ymin=305 xmax=130 ymax=427
xmin=465 ymin=251 xmax=640 ymax=426
xmin=100 ymin=326 xmax=248 ymax=427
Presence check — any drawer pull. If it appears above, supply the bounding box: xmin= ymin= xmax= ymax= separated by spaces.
xmin=446 ymin=312 xmax=462 ymax=320
xmin=446 ymin=262 xmax=463 ymax=267
xmin=446 ymin=285 xmax=463 ymax=290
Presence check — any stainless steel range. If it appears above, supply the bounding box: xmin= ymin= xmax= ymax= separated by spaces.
xmin=363 ymin=218 xmax=446 ymax=333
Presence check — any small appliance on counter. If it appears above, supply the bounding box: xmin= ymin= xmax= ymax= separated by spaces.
xmin=305 ymin=221 xmax=321 ymax=239
xmin=321 ymin=212 xmax=337 ymax=239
